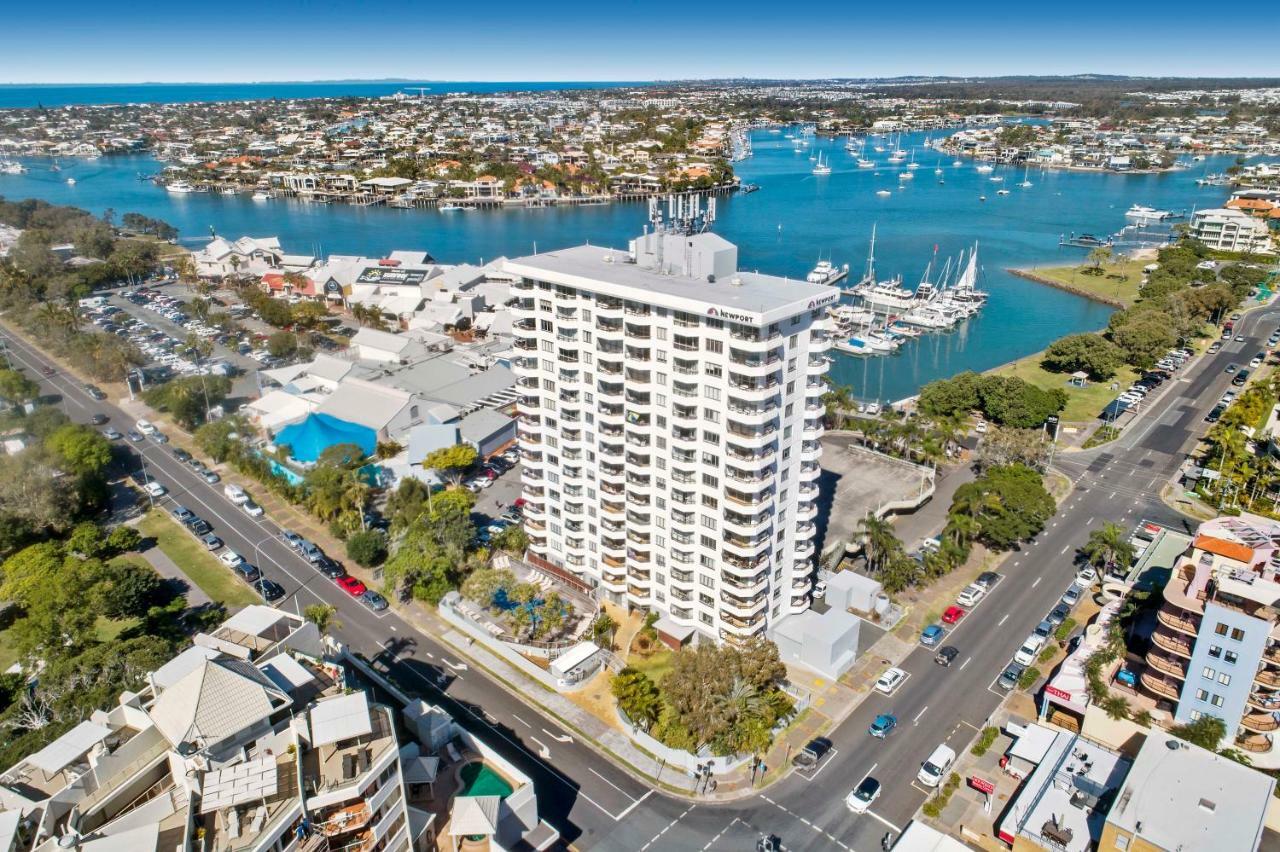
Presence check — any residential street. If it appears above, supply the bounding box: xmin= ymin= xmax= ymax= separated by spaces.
xmin=4 ymin=300 xmax=1276 ymax=851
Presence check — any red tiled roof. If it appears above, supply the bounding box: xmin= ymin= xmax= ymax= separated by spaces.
xmin=1194 ymin=534 xmax=1254 ymax=565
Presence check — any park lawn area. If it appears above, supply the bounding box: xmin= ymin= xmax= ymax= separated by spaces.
xmin=627 ymin=647 xmax=676 ymax=684
xmin=1032 ymin=258 xmax=1150 ymax=307
xmin=137 ymin=511 xmax=259 ymax=609
xmin=992 ymin=352 xmax=1138 ymax=423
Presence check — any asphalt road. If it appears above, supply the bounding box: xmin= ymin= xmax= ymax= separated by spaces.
xmin=6 ymin=302 xmax=1276 ymax=852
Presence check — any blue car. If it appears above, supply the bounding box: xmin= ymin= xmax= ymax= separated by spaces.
xmin=868 ymin=713 xmax=897 ymax=739
xmin=921 ymin=624 xmax=944 ymax=646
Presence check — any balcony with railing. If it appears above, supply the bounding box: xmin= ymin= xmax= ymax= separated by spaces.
xmin=726 ymin=487 xmax=774 ymax=507
xmin=1150 ymin=629 xmax=1194 ymax=658
xmin=724 ymin=572 xmax=769 ymax=595
xmin=1243 ymin=712 xmax=1280 ymax=733
xmin=1139 ymin=672 xmax=1181 ymax=701
xmin=673 ymin=358 xmax=699 ymax=376
xmin=726 ymin=444 xmax=772 ymax=464
xmin=727 ymin=465 xmax=774 ymax=484
xmin=729 ymin=374 xmax=782 ymax=394
xmin=1144 ymin=651 xmax=1187 ymax=680
xmin=720 ymin=611 xmax=767 ymax=631
xmin=1236 ymin=733 xmax=1275 ymax=754
xmin=729 ymin=348 xmax=784 ymax=373
xmin=599 ymin=360 xmax=623 ymax=376
xmin=1156 ymin=605 xmax=1200 ymax=637
xmin=625 ymin=323 xmax=651 ymax=340
xmin=801 ymin=441 xmax=823 ymax=462
xmin=721 ymin=593 xmax=768 ymax=616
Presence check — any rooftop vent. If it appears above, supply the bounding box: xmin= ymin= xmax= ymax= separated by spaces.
xmin=1198 ymin=798 xmax=1217 ymax=813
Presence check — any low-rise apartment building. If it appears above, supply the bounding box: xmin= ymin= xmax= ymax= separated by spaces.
xmin=1189 ymin=207 xmax=1275 ymax=254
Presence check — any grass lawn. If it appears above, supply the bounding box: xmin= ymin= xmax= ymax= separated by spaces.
xmin=0 ymin=621 xmax=19 ymax=672
xmin=137 ymin=511 xmax=259 ymax=609
xmin=627 ymin=647 xmax=676 ymax=684
xmin=1030 ymin=259 xmax=1150 ymax=307
xmin=992 ymin=353 xmax=1138 ymax=423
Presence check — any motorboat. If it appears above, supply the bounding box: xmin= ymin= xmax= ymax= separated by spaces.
xmin=0 ymin=161 xmax=26 ymax=175
xmin=807 ymin=259 xmax=848 ymax=285
xmin=438 ymin=203 xmax=466 ymax=212
xmin=166 ymin=181 xmax=195 ymax=193
xmin=1125 ymin=204 xmax=1175 ymax=226
xmin=219 ymin=187 xmax=237 ymax=195
xmin=857 ymin=159 xmax=875 ymax=168
xmin=65 ymin=178 xmax=76 ymax=185
xmin=252 ymin=191 xmax=270 ymax=201
xmin=975 ymin=164 xmax=995 ymax=174
xmin=996 ymin=188 xmax=1011 ymax=196
xmin=875 ymin=189 xmax=892 ymax=197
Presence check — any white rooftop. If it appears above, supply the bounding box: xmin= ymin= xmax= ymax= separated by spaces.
xmin=1107 ymin=730 xmax=1275 ymax=852
xmin=27 ymin=720 xmax=112 ymax=774
xmin=221 ymin=605 xmax=290 ymax=639
xmin=260 ymin=654 xmax=316 ymax=694
xmin=151 ymin=645 xmax=221 ymax=691
xmin=309 ymin=692 xmax=372 ymax=747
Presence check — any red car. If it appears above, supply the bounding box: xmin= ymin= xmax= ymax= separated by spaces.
xmin=941 ymin=605 xmax=966 ymax=625
xmin=336 ymin=575 xmax=367 ymax=597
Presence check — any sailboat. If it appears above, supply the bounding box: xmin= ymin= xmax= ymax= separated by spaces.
xmin=812 ymin=152 xmax=831 ymax=175
xmin=934 ymin=160 xmax=944 ymax=176
xmin=906 ymin=150 xmax=920 ymax=170
xmin=1019 ymin=166 xmax=1033 ymax=188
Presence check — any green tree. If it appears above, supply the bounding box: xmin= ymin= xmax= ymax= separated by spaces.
xmin=90 ymin=558 xmax=164 ymax=619
xmin=461 ymin=567 xmax=516 ymax=608
xmin=423 ymin=444 xmax=478 ymax=485
xmin=591 ymin=611 xmax=618 ymax=648
xmin=1110 ymin=313 xmax=1177 ymax=370
xmin=1080 ymin=522 xmax=1135 ymax=571
xmin=345 ymin=529 xmax=388 ymax=567
xmin=0 ymin=542 xmax=64 ymax=606
xmin=612 ymin=668 xmax=662 ymax=730
xmin=45 ymin=424 xmax=112 ymax=476
xmin=1040 ymin=333 xmax=1123 ymax=380
xmin=143 ymin=375 xmax=231 ymax=429
xmin=975 ymin=426 xmax=1050 ymax=472
xmin=266 ymin=331 xmax=299 ymax=360
xmin=0 ymin=368 xmax=40 ymax=404
xmin=951 ymin=464 xmax=1056 ymax=550
xmin=304 ymin=603 xmax=341 ymax=633
xmin=1170 ymin=715 xmax=1227 ymax=751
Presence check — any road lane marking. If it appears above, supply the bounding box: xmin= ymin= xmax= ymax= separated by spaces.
xmin=613 ymin=789 xmax=653 ymax=822
xmin=1032 ymin=576 xmax=1042 ymax=587
xmin=511 ymin=714 xmax=532 ymax=728
xmin=866 ymin=810 xmax=903 ymax=834
xmin=702 ymin=817 xmax=740 ymax=850
xmin=960 ymin=657 xmax=971 ymax=671
xmin=1059 ymin=545 xmax=1070 ymax=555
xmin=1109 ymin=491 xmax=1117 ymax=499
xmin=640 ymin=804 xmax=696 ymax=851
xmin=913 ymin=706 xmax=928 ymax=724
xmin=1086 ymin=517 xmax=1094 ymax=525
xmin=589 ymin=767 xmax=635 ymax=798
xmin=997 ymin=613 xmax=1009 ymax=626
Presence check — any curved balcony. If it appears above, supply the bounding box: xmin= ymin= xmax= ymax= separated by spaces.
xmin=726 ymin=426 xmax=778 ymax=450
xmin=790 ymin=594 xmax=810 ymax=610
xmin=1150 ymin=628 xmax=1194 ymax=659
xmin=799 ymin=463 xmax=821 ymax=482
xmin=794 ymin=540 xmax=816 ymax=559
xmin=792 ymin=575 xmax=813 ymax=591
xmin=1140 ymin=671 xmax=1181 ymax=701
xmin=1156 ymin=606 xmax=1200 ymax=637
xmin=727 ymin=379 xmax=782 ymax=401
xmin=795 ymin=521 xmax=817 ymax=541
xmin=806 ymin=381 xmax=826 ymax=398
xmin=724 ymin=514 xmax=771 ymax=536
xmin=807 ymin=358 xmax=831 ymax=377
xmin=600 ymin=500 xmax=625 ymax=519
xmin=809 ymin=335 xmax=831 ymax=355
xmin=511 ymin=302 xmax=537 ymax=321
xmin=1257 ymin=668 xmax=1280 ymax=689
xmin=802 ymin=421 xmax=825 ymax=441
xmin=800 ymin=442 xmax=823 ymax=463
xmin=727 ymin=355 xmax=784 ymax=378
xmin=1250 ymin=691 xmax=1280 ymax=713
xmin=721 ymin=593 xmax=768 ymax=617
xmin=720 ymin=610 xmax=767 ymax=632
xmin=1236 ymin=733 xmax=1274 ymax=754
xmin=727 ymin=401 xmax=781 ymax=426
xmin=1145 ymin=651 xmax=1187 ymax=680
xmin=1242 ymin=712 xmax=1280 ymax=734
xmin=1265 ymin=646 xmax=1280 ymax=666
xmin=725 ymin=573 xmax=769 ymax=596
xmin=723 ymin=535 xmax=770 ymax=559
xmin=796 ymin=501 xmax=819 ymax=524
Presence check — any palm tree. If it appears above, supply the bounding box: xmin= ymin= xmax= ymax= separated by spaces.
xmin=1080 ymin=523 xmax=1134 ymax=571
xmin=856 ymin=514 xmax=901 ymax=573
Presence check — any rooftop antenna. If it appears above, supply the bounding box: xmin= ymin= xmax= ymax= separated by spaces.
xmin=651 ymin=192 xmax=716 ymax=237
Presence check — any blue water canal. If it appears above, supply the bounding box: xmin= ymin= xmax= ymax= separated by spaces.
xmin=0 ymin=129 xmax=1245 ymax=402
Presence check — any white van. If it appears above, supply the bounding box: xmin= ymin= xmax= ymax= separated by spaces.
xmin=918 ymin=743 xmax=956 ymax=788
xmin=78 ymin=296 xmax=107 ymax=309
xmin=224 ymin=483 xmax=248 ymax=505
xmin=1014 ymin=633 xmax=1047 ymax=666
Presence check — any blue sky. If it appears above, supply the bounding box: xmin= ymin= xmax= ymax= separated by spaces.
xmin=2 ymin=0 xmax=1278 ymax=83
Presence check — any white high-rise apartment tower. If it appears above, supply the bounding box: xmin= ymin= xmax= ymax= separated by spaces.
xmin=505 ymin=211 xmax=838 ymax=643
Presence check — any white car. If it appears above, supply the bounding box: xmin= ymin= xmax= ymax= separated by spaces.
xmin=956 ymin=584 xmax=985 ymax=607
xmin=974 ymin=420 xmax=987 ymax=434
xmin=874 ymin=667 xmax=907 ymax=695
xmin=135 ymin=419 xmax=157 ymax=435
xmin=224 ymin=483 xmax=248 ymax=504
xmin=1076 ymin=566 xmax=1099 ymax=586
xmin=143 ymin=481 xmax=167 ymax=498
xmin=218 ymin=550 xmax=244 ymax=567
xmin=845 ymin=777 xmax=881 ymax=814
xmin=242 ymin=499 xmax=264 ymax=517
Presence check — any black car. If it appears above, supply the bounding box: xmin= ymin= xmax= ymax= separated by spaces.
xmin=234 ymin=562 xmax=262 ymax=582
xmin=172 ymin=448 xmax=192 ymax=463
xmin=998 ymin=662 xmax=1026 ymax=690
xmin=89 ymin=413 xmax=109 ymax=425
xmin=791 ymin=737 xmax=833 ymax=769
xmin=1205 ymin=405 xmax=1225 ymax=423
xmin=1046 ymin=602 xmax=1071 ymax=627
xmin=188 ymin=518 xmax=212 ymax=536
xmin=935 ymin=645 xmax=960 ymax=667
xmin=255 ymin=578 xmax=285 ymax=602
xmin=974 ymin=571 xmax=999 ymax=591
xmin=84 ymin=385 xmax=107 ymax=401
xmin=314 ymin=555 xmax=347 ymax=579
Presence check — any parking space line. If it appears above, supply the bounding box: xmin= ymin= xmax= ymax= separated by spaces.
xmin=799 ymin=748 xmax=840 ymax=782
xmin=866 ymin=810 xmax=902 ymax=834
xmin=997 ymin=612 xmax=1009 ymax=626
xmin=856 ymin=762 xmax=878 ymax=788
xmin=912 ymin=706 xmax=928 ymax=725
xmin=1032 ymin=576 xmax=1041 ymax=588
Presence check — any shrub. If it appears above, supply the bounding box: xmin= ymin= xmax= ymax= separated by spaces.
xmin=1018 ymin=666 xmax=1041 ymax=691
xmin=971 ymin=726 xmax=999 ymax=757
xmin=346 ymin=529 xmax=388 ymax=567
xmin=1054 ymin=618 xmax=1077 ymax=643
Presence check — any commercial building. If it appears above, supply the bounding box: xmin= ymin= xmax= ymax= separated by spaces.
xmin=1188 ymin=208 xmax=1274 ymax=254
xmin=504 ymin=216 xmax=838 ymax=642
xmin=1142 ymin=512 xmax=1280 ymax=767
xmin=1100 ymin=729 xmax=1274 ymax=852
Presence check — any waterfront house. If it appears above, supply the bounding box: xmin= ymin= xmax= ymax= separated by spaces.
xmin=1190 ymin=208 xmax=1275 ymax=253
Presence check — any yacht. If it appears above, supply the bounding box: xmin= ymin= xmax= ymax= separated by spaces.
xmin=438 ymin=203 xmax=466 ymax=212
xmin=252 ymin=191 xmax=270 ymax=201
xmin=899 ymin=171 xmax=914 ymax=181
xmin=996 ymin=188 xmax=1011 ymax=196
xmin=855 ymin=278 xmax=917 ymax=314
xmin=1018 ymin=166 xmax=1033 ymax=188
xmin=1125 ymin=204 xmax=1175 ymax=226
xmin=807 ymin=259 xmax=848 ymax=285
xmin=875 ymin=189 xmax=892 ymax=197
xmin=166 ymin=181 xmax=195 ymax=193
xmin=65 ymin=178 xmax=76 ymax=185
xmin=219 ymin=187 xmax=237 ymax=195
xmin=828 ymin=304 xmax=876 ymax=331
xmin=952 ymin=160 xmax=964 ymax=167
xmin=811 ymin=152 xmax=831 ymax=175
xmin=989 ymin=175 xmax=1004 ymax=183
xmin=975 ymin=164 xmax=995 ymax=174
xmin=857 ymin=158 xmax=875 ymax=168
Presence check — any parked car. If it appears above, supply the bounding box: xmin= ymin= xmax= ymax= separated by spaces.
xmin=361 ymin=590 xmax=389 ymax=612
xmin=845 ymin=776 xmax=881 ymax=813
xmin=917 ymin=744 xmax=956 ymax=788
xmin=127 ymin=429 xmax=144 ymax=442
xmin=188 ymin=518 xmax=212 ymax=536
xmin=89 ymin=413 xmax=108 ymax=426
xmin=301 ymin=542 xmax=324 ymax=563
xmin=172 ymin=448 xmax=192 ymax=463
xmin=1061 ymin=585 xmax=1083 ymax=608
xmin=868 ymin=714 xmax=897 ymax=738
xmin=201 ymin=534 xmax=223 ymax=551
xmin=791 ymin=737 xmax=833 ymax=769
xmin=336 ymin=575 xmax=367 ymax=597
xmin=974 ymin=571 xmax=999 ymax=591
xmin=200 ymin=469 xmax=220 ymax=484
xmin=281 ymin=531 xmax=304 ymax=549
xmin=920 ymin=624 xmax=945 ymax=646
xmin=314 ymin=555 xmax=346 ymax=579
xmin=143 ymin=481 xmax=167 ymax=498
xmin=148 ymin=431 xmax=169 ymax=444
xmin=103 ymin=427 xmax=123 ymax=440
xmin=1033 ymin=619 xmax=1054 ymax=639
xmin=874 ymin=667 xmax=907 ymax=694
xmin=1047 ymin=602 xmax=1071 ymax=627
xmin=1014 ymin=634 xmax=1047 ymax=666
xmin=255 ymin=578 xmax=285 ymax=602
xmin=935 ymin=645 xmax=960 ymax=667
xmin=242 ymin=499 xmax=264 ymax=517
xmin=956 ymin=585 xmax=985 ymax=607
xmin=1076 ymin=566 xmax=1098 ymax=586
xmin=998 ymin=661 xmax=1026 ymax=690
xmin=135 ymin=419 xmax=156 ymax=435
xmin=941 ymin=605 xmax=966 ymax=625
xmin=224 ymin=483 xmax=248 ymax=504
xmin=234 ymin=562 xmax=261 ymax=583
xmin=84 ymin=385 xmax=107 ymax=401
xmin=218 ymin=550 xmax=244 ymax=567
xmin=171 ymin=505 xmax=195 ymax=524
